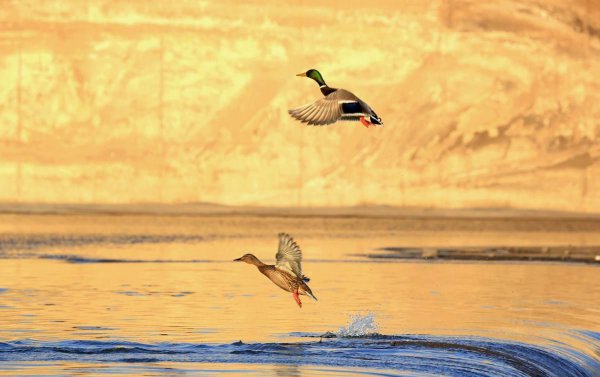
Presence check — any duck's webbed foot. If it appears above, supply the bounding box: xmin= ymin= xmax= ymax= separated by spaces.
xmin=360 ymin=116 xmax=370 ymax=128
xmin=293 ymin=289 xmax=302 ymax=308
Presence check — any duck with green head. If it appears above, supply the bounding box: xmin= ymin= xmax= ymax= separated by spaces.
xmin=234 ymin=233 xmax=317 ymax=308
xmin=289 ymin=69 xmax=383 ymax=128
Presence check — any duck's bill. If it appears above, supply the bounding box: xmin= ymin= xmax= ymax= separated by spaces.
xmin=233 ymin=257 xmax=242 ymax=261
xmin=296 ymin=72 xmax=307 ymax=77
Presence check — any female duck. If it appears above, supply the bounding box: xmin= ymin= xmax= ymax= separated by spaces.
xmin=234 ymin=233 xmax=317 ymax=308
xmin=289 ymin=69 xmax=383 ymax=128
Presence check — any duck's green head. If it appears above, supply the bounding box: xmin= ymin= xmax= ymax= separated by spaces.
xmin=296 ymin=69 xmax=326 ymax=86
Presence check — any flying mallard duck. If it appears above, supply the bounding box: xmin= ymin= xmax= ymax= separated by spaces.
xmin=234 ymin=233 xmax=317 ymax=308
xmin=288 ymin=69 xmax=383 ymax=128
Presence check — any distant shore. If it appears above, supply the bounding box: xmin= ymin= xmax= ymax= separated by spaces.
xmin=1 ymin=202 xmax=599 ymax=219
xmin=362 ymin=246 xmax=600 ymax=264
xmin=1 ymin=203 xmax=599 ymax=265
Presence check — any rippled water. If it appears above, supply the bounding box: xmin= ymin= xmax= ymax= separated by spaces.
xmin=0 ymin=214 xmax=599 ymax=376
xmin=1 ymin=331 xmax=599 ymax=376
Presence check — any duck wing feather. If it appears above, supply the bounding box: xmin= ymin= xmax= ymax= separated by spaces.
xmin=289 ymin=89 xmax=372 ymax=126
xmin=275 ymin=233 xmax=303 ymax=279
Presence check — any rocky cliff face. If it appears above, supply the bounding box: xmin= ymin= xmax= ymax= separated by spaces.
xmin=0 ymin=1 xmax=599 ymax=212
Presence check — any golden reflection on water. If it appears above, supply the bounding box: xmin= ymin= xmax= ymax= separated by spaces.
xmin=0 ymin=215 xmax=598 ymax=347
xmin=1 ymin=257 xmax=599 ymax=344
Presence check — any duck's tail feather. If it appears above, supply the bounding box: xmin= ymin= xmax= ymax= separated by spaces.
xmin=303 ymin=285 xmax=317 ymax=301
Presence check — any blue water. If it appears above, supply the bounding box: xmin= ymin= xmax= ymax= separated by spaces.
xmin=1 ymin=332 xmax=599 ymax=377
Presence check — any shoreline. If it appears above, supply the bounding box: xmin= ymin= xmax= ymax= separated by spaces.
xmin=362 ymin=246 xmax=600 ymax=265
xmin=0 ymin=202 xmax=599 ymax=220
xmin=1 ymin=206 xmax=599 ymax=265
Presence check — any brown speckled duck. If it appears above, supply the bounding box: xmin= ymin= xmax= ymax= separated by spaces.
xmin=234 ymin=233 xmax=317 ymax=308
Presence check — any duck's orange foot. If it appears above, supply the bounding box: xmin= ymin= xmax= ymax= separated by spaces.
xmin=360 ymin=116 xmax=370 ymax=128
xmin=293 ymin=289 xmax=302 ymax=308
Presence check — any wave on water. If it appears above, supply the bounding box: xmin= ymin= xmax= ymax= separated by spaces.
xmin=1 ymin=331 xmax=598 ymax=376
xmin=37 ymin=254 xmax=215 ymax=264
xmin=0 ymin=233 xmax=215 ymax=263
xmin=0 ymin=234 xmax=205 ymax=255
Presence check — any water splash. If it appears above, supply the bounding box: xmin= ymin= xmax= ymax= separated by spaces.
xmin=336 ymin=312 xmax=379 ymax=337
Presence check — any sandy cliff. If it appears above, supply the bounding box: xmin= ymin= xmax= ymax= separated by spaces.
xmin=0 ymin=0 xmax=599 ymax=212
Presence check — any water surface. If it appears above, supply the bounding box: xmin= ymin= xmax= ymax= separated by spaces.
xmin=0 ymin=214 xmax=598 ymax=376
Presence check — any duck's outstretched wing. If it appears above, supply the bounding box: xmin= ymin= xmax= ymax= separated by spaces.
xmin=288 ymin=97 xmax=342 ymax=126
xmin=288 ymin=89 xmax=377 ymax=126
xmin=275 ymin=233 xmax=303 ymax=279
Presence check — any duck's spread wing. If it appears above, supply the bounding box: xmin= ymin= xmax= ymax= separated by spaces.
xmin=288 ymin=90 xmax=367 ymax=126
xmin=275 ymin=233 xmax=303 ymax=278
xmin=288 ymin=97 xmax=341 ymax=126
